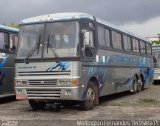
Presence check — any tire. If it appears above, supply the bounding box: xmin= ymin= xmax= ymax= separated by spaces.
xmin=80 ymin=81 xmax=99 ymax=110
xmin=130 ymin=76 xmax=138 ymax=94
xmin=29 ymin=100 xmax=46 ymax=110
xmin=137 ymin=77 xmax=143 ymax=92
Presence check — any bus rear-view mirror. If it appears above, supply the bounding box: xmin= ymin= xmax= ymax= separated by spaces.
xmin=82 ymin=30 xmax=90 ymax=46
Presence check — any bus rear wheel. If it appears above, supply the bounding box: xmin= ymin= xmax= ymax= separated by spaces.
xmin=80 ymin=81 xmax=99 ymax=110
xmin=130 ymin=76 xmax=138 ymax=94
xmin=29 ymin=100 xmax=46 ymax=110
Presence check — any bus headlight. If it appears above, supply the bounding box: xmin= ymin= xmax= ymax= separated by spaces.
xmin=17 ymin=81 xmax=22 ymax=85
xmin=58 ymin=80 xmax=71 ymax=86
xmin=22 ymin=81 xmax=27 ymax=85
xmin=16 ymin=81 xmax=27 ymax=85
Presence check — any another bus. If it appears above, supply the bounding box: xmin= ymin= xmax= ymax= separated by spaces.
xmin=152 ymin=45 xmax=160 ymax=83
xmin=0 ymin=25 xmax=19 ymax=98
xmin=14 ymin=13 xmax=154 ymax=110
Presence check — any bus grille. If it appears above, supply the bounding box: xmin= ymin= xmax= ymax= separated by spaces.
xmin=26 ymin=89 xmax=61 ymax=99
xmin=28 ymin=79 xmax=57 ymax=86
xmin=18 ymin=71 xmax=71 ymax=76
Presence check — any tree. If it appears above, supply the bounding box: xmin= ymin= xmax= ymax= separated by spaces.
xmin=2 ymin=22 xmax=20 ymax=29
xmin=8 ymin=22 xmax=20 ymax=29
xmin=152 ymin=40 xmax=160 ymax=45
xmin=151 ymin=33 xmax=160 ymax=45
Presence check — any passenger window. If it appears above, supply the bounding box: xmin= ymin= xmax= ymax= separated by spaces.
xmin=0 ymin=32 xmax=10 ymax=50
xmin=62 ymin=35 xmax=70 ymax=48
xmin=0 ymin=32 xmax=5 ymax=49
xmin=123 ymin=35 xmax=131 ymax=51
xmin=98 ymin=26 xmax=105 ymax=46
xmin=55 ymin=34 xmax=61 ymax=48
xmin=105 ymin=29 xmax=110 ymax=47
xmin=140 ymin=41 xmax=146 ymax=54
xmin=112 ymin=31 xmax=122 ymax=49
xmin=132 ymin=38 xmax=139 ymax=53
xmin=146 ymin=43 xmax=152 ymax=54
xmin=63 ymin=35 xmax=69 ymax=44
xmin=4 ymin=33 xmax=9 ymax=50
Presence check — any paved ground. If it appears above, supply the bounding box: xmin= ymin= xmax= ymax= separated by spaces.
xmin=0 ymin=85 xmax=160 ymax=126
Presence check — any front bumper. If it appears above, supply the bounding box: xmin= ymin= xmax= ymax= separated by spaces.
xmin=15 ymin=86 xmax=83 ymax=101
xmin=154 ymin=73 xmax=160 ymax=80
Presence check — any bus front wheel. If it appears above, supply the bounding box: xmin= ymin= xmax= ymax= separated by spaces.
xmin=80 ymin=81 xmax=99 ymax=110
xmin=29 ymin=100 xmax=46 ymax=110
xmin=137 ymin=77 xmax=143 ymax=92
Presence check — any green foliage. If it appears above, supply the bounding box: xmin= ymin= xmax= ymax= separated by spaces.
xmin=152 ymin=40 xmax=160 ymax=45
xmin=2 ymin=22 xmax=20 ymax=29
xmin=8 ymin=22 xmax=20 ymax=29
xmin=138 ymin=98 xmax=158 ymax=104
xmin=151 ymin=33 xmax=160 ymax=45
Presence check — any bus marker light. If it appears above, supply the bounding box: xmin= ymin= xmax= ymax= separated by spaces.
xmin=71 ymin=80 xmax=78 ymax=86
xmin=14 ymin=80 xmax=16 ymax=86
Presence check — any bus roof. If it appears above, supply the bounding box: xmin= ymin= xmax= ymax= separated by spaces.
xmin=0 ymin=25 xmax=19 ymax=33
xmin=20 ymin=12 xmax=150 ymax=43
xmin=20 ymin=13 xmax=94 ymax=24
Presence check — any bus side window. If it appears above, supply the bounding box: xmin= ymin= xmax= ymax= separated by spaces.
xmin=98 ymin=26 xmax=105 ymax=46
xmin=140 ymin=41 xmax=146 ymax=54
xmin=112 ymin=31 xmax=122 ymax=50
xmin=105 ymin=28 xmax=111 ymax=47
xmin=132 ymin=38 xmax=140 ymax=53
xmin=146 ymin=43 xmax=152 ymax=55
xmin=0 ymin=32 xmax=5 ymax=49
xmin=3 ymin=32 xmax=9 ymax=50
xmin=123 ymin=35 xmax=131 ymax=51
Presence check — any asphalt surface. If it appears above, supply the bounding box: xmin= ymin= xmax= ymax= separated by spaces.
xmin=1 ymin=85 xmax=160 ymax=126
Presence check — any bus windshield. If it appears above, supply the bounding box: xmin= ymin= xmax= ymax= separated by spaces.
xmin=17 ymin=21 xmax=79 ymax=59
xmin=43 ymin=22 xmax=79 ymax=58
xmin=17 ymin=24 xmax=44 ymax=59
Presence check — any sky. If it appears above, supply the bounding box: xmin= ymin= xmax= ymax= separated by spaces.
xmin=0 ymin=0 xmax=160 ymax=38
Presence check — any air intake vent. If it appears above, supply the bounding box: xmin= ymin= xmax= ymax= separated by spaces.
xmin=26 ymin=89 xmax=61 ymax=99
xmin=18 ymin=71 xmax=71 ymax=76
xmin=28 ymin=79 xmax=57 ymax=86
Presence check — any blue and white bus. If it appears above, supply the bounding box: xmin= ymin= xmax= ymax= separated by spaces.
xmin=15 ymin=13 xmax=154 ymax=110
xmin=0 ymin=25 xmax=19 ymax=98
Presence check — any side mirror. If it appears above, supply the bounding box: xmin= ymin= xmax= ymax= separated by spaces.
xmin=82 ymin=30 xmax=90 ymax=46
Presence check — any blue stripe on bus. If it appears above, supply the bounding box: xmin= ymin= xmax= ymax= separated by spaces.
xmin=139 ymin=57 xmax=154 ymax=86
xmin=0 ymin=54 xmax=10 ymax=85
xmin=0 ymin=54 xmax=10 ymax=68
xmin=82 ymin=55 xmax=153 ymax=100
xmin=82 ymin=56 xmax=111 ymax=99
xmin=99 ymin=56 xmax=110 ymax=91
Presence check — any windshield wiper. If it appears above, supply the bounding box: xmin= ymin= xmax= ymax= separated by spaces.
xmin=47 ymin=35 xmax=60 ymax=63
xmin=25 ymin=35 xmax=41 ymax=64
